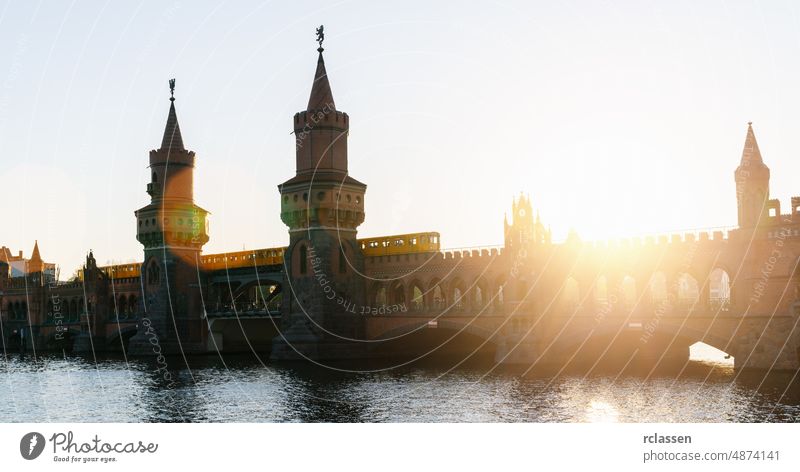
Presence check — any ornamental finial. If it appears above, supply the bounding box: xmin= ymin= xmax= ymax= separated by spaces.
xmin=316 ymin=25 xmax=325 ymax=52
xmin=169 ymin=78 xmax=176 ymax=101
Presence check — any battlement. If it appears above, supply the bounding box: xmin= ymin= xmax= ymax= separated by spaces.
xmin=293 ymin=109 xmax=349 ymax=131
xmin=149 ymin=147 xmax=195 ymax=166
xmin=567 ymin=229 xmax=732 ymax=250
xmin=366 ymin=246 xmax=504 ymax=268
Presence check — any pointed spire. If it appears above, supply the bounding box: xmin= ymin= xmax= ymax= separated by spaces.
xmin=30 ymin=240 xmax=41 ymax=262
xmin=307 ymin=50 xmax=336 ymax=111
xmin=160 ymin=78 xmax=185 ymax=151
xmin=740 ymin=121 xmax=765 ymax=166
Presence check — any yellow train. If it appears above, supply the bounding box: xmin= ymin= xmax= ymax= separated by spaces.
xmin=98 ymin=263 xmax=141 ymax=280
xmin=200 ymin=247 xmax=286 ymax=271
xmin=359 ymin=232 xmax=441 ymax=256
xmin=91 ymin=231 xmax=440 ymax=276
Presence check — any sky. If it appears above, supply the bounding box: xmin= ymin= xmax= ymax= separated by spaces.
xmin=1 ymin=0 xmax=800 ymax=278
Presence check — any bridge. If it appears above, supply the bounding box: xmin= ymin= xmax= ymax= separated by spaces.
xmin=2 ymin=39 xmax=799 ymax=372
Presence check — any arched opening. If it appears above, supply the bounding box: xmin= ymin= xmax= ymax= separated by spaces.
xmin=689 ymin=341 xmax=733 ymax=366
xmin=649 ymin=272 xmax=668 ymax=304
xmin=621 ymin=275 xmax=637 ymax=308
xmin=391 ymin=282 xmax=406 ymax=306
xmin=118 ymin=296 xmax=128 ymax=319
xmin=451 ymin=279 xmax=466 ymax=312
xmin=474 ymin=286 xmax=484 ymax=309
xmin=677 ymin=272 xmax=699 ymax=308
xmin=374 ymin=286 xmax=387 ymax=307
xmin=431 ymin=280 xmax=445 ymax=310
xmin=453 ymin=288 xmax=464 ymax=311
xmin=493 ymin=276 xmax=506 ymax=313
xmin=409 ymin=281 xmax=424 ymax=312
xmin=127 ymin=295 xmax=137 ymax=317
xmin=709 ymin=268 xmax=731 ymax=311
xmin=561 ymin=277 xmax=580 ymax=312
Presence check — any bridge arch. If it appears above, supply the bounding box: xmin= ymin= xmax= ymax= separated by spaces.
xmin=107 ymin=326 xmax=139 ymax=353
xmin=407 ymin=279 xmax=425 ymax=312
xmin=553 ymin=319 xmax=736 ymax=363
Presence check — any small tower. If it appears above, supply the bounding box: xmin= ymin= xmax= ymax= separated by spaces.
xmin=505 ymin=193 xmax=549 ymax=251
xmin=27 ymin=240 xmax=44 ymax=275
xmin=272 ymin=27 xmax=368 ymax=359
xmin=735 ymin=122 xmax=770 ymax=228
xmin=129 ymin=80 xmax=210 ymax=355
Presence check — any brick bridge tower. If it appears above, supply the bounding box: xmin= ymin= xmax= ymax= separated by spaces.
xmin=272 ymin=32 xmax=368 ymax=360
xmin=129 ymin=80 xmax=210 ymax=355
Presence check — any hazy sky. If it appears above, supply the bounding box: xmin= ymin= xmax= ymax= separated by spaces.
xmin=2 ymin=0 xmax=800 ymax=277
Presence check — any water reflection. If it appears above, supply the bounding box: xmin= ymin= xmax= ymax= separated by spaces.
xmin=0 ymin=353 xmax=797 ymax=422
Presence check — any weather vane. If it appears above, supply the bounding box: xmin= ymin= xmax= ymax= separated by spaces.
xmin=316 ymin=25 xmax=324 ymax=52
xmin=169 ymin=78 xmax=176 ymax=101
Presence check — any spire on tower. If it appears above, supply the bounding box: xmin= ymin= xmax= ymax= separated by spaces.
xmin=28 ymin=240 xmax=44 ymax=273
xmin=160 ymin=78 xmax=185 ymax=151
xmin=307 ymin=28 xmax=336 ymax=111
xmin=740 ymin=121 xmax=766 ymax=167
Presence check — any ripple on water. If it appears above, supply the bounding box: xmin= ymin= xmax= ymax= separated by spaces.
xmin=0 ymin=355 xmax=798 ymax=422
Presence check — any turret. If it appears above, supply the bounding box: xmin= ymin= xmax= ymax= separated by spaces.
xmin=735 ymin=122 xmax=770 ymax=228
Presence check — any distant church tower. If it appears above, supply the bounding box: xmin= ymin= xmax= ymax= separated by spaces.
xmin=504 ymin=193 xmax=550 ymax=252
xmin=129 ymin=80 xmax=210 ymax=355
xmin=735 ymin=122 xmax=771 ymax=228
xmin=272 ymin=29 xmax=368 ymax=359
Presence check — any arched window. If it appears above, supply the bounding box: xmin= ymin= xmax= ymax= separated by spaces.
xmin=453 ymin=288 xmax=463 ymax=309
xmin=677 ymin=273 xmax=700 ymax=306
xmin=147 ymin=262 xmax=161 ymax=286
xmin=375 ymin=287 xmax=387 ymax=306
xmin=709 ymin=268 xmax=731 ymax=310
xmin=621 ymin=275 xmax=637 ymax=308
xmin=411 ymin=284 xmax=424 ymax=311
xmin=392 ymin=282 xmax=405 ymax=305
xmin=474 ymin=286 xmax=484 ymax=308
xmin=119 ymin=296 xmax=128 ymax=319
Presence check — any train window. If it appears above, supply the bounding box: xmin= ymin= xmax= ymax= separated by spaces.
xmin=410 ymin=238 xmax=417 ymax=245
xmin=369 ymin=241 xmax=379 ymax=248
xmin=381 ymin=241 xmax=389 ymax=247
xmin=394 ymin=239 xmax=404 ymax=246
